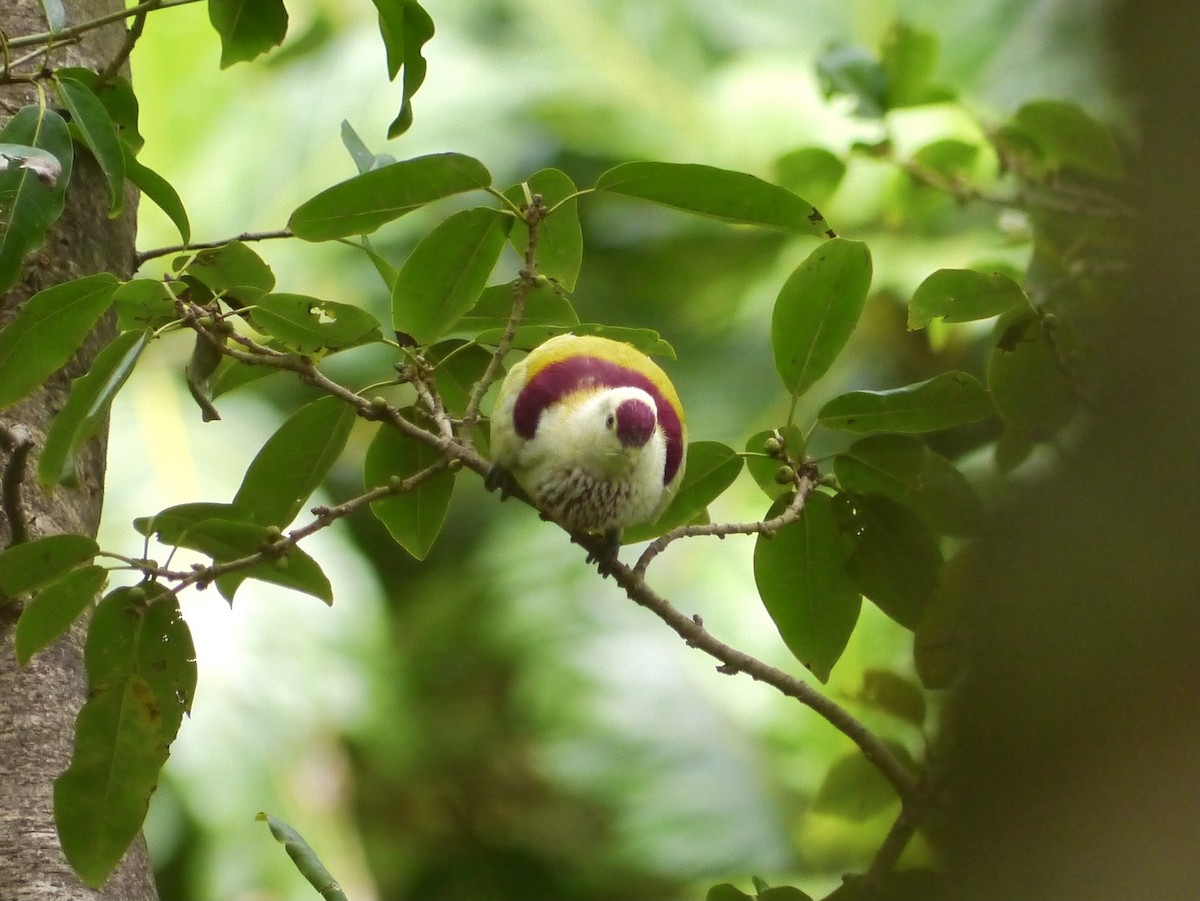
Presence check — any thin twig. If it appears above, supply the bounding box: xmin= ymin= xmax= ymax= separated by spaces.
xmin=5 ymin=0 xmax=202 ymax=50
xmin=634 ymin=475 xmax=814 ymax=576
xmin=135 ymin=229 xmax=294 ymax=268
xmin=459 ymin=193 xmax=548 ymax=442
xmin=96 ymin=0 xmax=162 ymax=85
xmin=576 ymin=526 xmax=919 ymax=802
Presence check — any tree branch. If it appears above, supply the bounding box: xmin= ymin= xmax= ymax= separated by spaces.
xmin=134 ymin=229 xmax=294 ymax=268
xmin=4 ymin=0 xmax=202 ymax=50
xmin=0 ymin=423 xmax=34 ymax=548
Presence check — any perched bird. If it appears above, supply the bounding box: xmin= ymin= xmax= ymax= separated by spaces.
xmin=488 ymin=334 xmax=686 ymax=544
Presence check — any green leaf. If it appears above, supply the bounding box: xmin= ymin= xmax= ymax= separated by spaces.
xmin=288 ymin=152 xmax=492 ymax=241
xmin=760 ymin=887 xmax=815 ymax=901
xmin=705 ymin=884 xmax=754 ymax=901
xmin=392 ymin=207 xmax=507 ymax=345
xmin=39 ymin=329 xmax=151 ymax=489
xmin=908 ymin=269 xmax=1029 ymax=330
xmin=745 ymin=425 xmax=806 ymax=500
xmin=834 ymin=434 xmax=982 ymax=536
xmin=53 ymin=73 xmax=125 ymax=216
xmin=150 ymin=517 xmax=332 ymax=604
xmin=753 ymin=492 xmax=861 ymax=683
xmin=816 ymin=45 xmax=887 ymax=118
xmin=623 ymin=442 xmax=744 ymax=543
xmin=812 ymin=744 xmax=909 ymax=821
xmin=771 ymin=238 xmax=872 ymax=396
xmin=133 ymin=501 xmax=254 ymax=543
xmin=0 ymin=533 xmax=99 ymax=596
xmin=834 ymin=493 xmax=941 ymax=630
xmin=233 ymin=396 xmax=356 ymax=528
xmin=258 ymin=812 xmax=349 ymax=901
xmin=880 ymin=21 xmax=942 ymax=108
xmin=15 ymin=565 xmax=106 ymax=666
xmin=452 ymin=280 xmax=579 ymax=337
xmin=988 ymin=312 xmax=1078 ymax=437
xmin=55 ymin=585 xmax=195 ymax=888
xmin=0 ymin=273 xmax=118 ymax=409
xmin=595 ymin=161 xmax=835 ymax=237
xmin=912 ymin=138 xmax=979 ymax=179
xmin=773 ymin=147 xmax=846 ymax=207
xmin=364 ymin=418 xmax=455 ymax=561
xmin=569 ymin=323 xmax=676 ymax=359
xmin=112 ymin=278 xmax=180 ymax=331
xmin=54 ymin=68 xmax=142 ymax=153
xmin=857 ymin=669 xmax=926 ymax=728
xmin=0 ymin=105 xmax=73 ymax=296
xmin=249 ymin=293 xmax=381 ymax=353
xmin=122 ymin=145 xmax=190 ymax=243
xmin=177 ymin=240 xmax=275 ymax=305
xmin=371 ymin=0 xmax=436 ymax=139
xmin=998 ymin=100 xmax=1124 ymax=180
xmin=504 ymin=169 xmax=584 ymax=291
xmin=340 ymin=119 xmax=394 ymax=174
xmin=208 ymin=0 xmax=288 ymax=67
xmin=818 ymin=371 xmax=993 ymax=433
xmin=428 ymin=340 xmax=495 ymax=418
xmin=214 ymin=540 xmax=334 ymax=606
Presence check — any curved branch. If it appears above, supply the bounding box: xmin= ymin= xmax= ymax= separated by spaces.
xmin=134 ymin=229 xmax=294 ymax=269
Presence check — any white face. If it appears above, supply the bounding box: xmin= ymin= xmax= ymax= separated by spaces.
xmin=561 ymin=386 xmax=660 ymax=477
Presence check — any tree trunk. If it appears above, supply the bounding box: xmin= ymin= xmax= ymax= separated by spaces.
xmin=0 ymin=2 xmax=157 ymax=899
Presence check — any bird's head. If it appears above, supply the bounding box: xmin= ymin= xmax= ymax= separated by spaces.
xmin=567 ymin=386 xmax=662 ymax=473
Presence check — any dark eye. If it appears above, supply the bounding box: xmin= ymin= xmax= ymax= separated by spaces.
xmin=605 ymin=413 xmax=615 ymax=429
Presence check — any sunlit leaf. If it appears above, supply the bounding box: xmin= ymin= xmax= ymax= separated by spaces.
xmin=364 ymin=417 xmax=455 ymax=560
xmin=214 ymin=540 xmax=334 ymax=606
xmin=209 ymin=0 xmax=288 ymax=67
xmin=249 ymin=293 xmax=381 ymax=353
xmin=818 ymin=371 xmax=993 ymax=433
xmin=772 ymin=238 xmax=872 ymax=396
xmin=988 ymin=311 xmax=1079 ymax=437
xmin=39 ymin=329 xmax=151 ymax=489
xmin=504 ymin=168 xmax=583 ymax=291
xmin=392 ymin=207 xmax=507 ymax=345
xmin=834 ymin=434 xmax=982 ymax=536
xmin=340 ymin=119 xmax=394 ymax=174
xmin=595 ymin=161 xmax=835 ymax=237
xmin=753 ymin=492 xmax=860 ymax=683
xmin=288 ymin=152 xmax=492 ymax=241
xmin=908 ymin=269 xmax=1029 ymax=330
xmin=14 ymin=565 xmax=106 ymax=666
xmin=0 ymin=533 xmax=98 ymax=596
xmin=0 ymin=105 xmax=73 ymax=295
xmin=233 ymin=396 xmax=356 ymax=528
xmin=54 ymin=585 xmax=195 ymax=887
xmin=53 ymin=73 xmax=125 ymax=216
xmin=623 ymin=442 xmax=743 ymax=543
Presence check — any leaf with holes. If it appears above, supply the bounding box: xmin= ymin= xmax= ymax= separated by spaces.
xmin=0 ymin=105 xmax=73 ymax=295
xmin=248 ymin=293 xmax=381 ymax=353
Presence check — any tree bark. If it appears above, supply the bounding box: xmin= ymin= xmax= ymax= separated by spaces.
xmin=0 ymin=2 xmax=157 ymax=899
